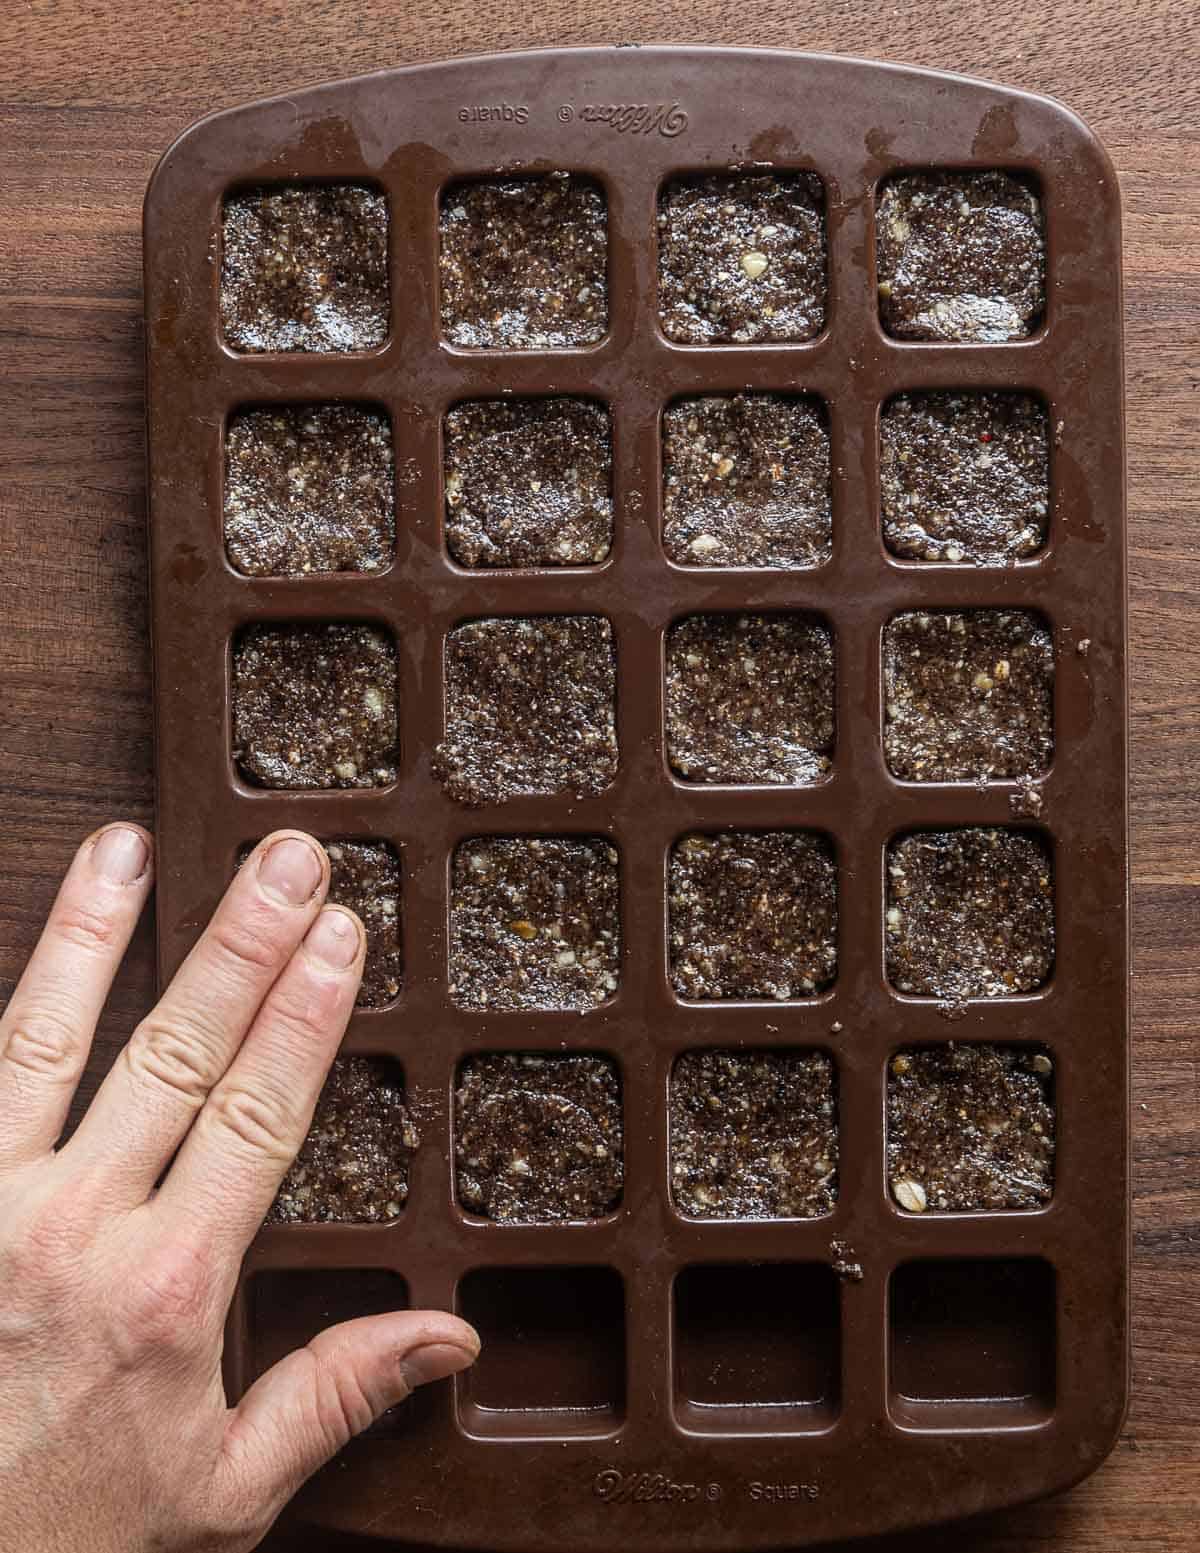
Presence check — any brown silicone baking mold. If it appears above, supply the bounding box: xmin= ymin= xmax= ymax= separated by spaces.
xmin=143 ymin=46 xmax=1128 ymax=1550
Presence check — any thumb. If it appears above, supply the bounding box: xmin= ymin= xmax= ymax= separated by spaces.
xmin=221 ymin=1310 xmax=479 ymax=1509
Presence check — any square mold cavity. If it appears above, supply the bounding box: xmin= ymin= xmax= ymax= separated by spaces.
xmin=664 ymin=612 xmax=835 ymax=785
xmin=889 ymin=1258 xmax=1056 ymax=1430
xmin=454 ymin=1052 xmax=623 ymax=1224
xmin=448 ymin=836 xmax=620 ymax=1012
xmin=220 ymin=183 xmax=389 ymax=353
xmin=657 ymin=171 xmax=827 ymax=344
xmin=224 ymin=404 xmax=395 ymax=577
xmin=886 ymin=827 xmax=1054 ymax=1000
xmin=231 ymin=622 xmax=398 ymax=790
xmin=661 ymin=393 xmax=832 ymax=569
xmin=433 ymin=616 xmax=618 ymax=805
xmin=457 ymin=1266 xmax=625 ymax=1438
xmin=875 ymin=170 xmax=1045 ymax=343
xmin=879 ymin=391 xmax=1049 ymax=564
xmin=668 ymin=830 xmax=837 ymax=1001
xmin=269 ymin=1057 xmax=418 ymax=1224
xmin=439 ymin=173 xmax=608 ymax=349
xmin=443 ymin=396 xmax=612 ymax=568
xmin=887 ymin=1044 xmax=1055 ymax=1213
xmin=674 ymin=1263 xmax=840 ymax=1434
xmin=882 ymin=609 xmax=1054 ymax=782
xmin=669 ymin=1050 xmax=838 ymax=1220
xmin=247 ymin=1268 xmax=430 ymax=1435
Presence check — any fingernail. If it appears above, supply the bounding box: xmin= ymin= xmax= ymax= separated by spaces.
xmin=92 ymin=826 xmax=150 ymax=885
xmin=304 ymin=907 xmax=362 ymax=969
xmin=399 ymin=1341 xmax=478 ymax=1392
xmin=258 ymin=836 xmax=323 ymax=906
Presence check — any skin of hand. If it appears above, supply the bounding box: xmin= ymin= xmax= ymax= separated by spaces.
xmin=0 ymin=824 xmax=479 ymax=1553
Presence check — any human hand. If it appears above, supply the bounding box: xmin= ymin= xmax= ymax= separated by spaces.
xmin=0 ymin=824 xmax=478 ymax=1553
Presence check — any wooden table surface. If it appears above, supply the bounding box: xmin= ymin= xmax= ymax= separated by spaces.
xmin=1 ymin=3 xmax=1196 ymax=1550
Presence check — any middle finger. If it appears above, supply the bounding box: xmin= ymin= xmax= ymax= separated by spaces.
xmin=64 ymin=832 xmax=327 ymax=1200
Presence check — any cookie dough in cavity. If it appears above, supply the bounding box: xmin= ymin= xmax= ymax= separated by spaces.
xmin=455 ymin=1053 xmax=623 ymax=1223
xmin=434 ymin=616 xmax=617 ymax=805
xmin=658 ymin=172 xmax=827 ymax=343
xmin=221 ymin=184 xmax=389 ymax=353
xmin=670 ymin=1050 xmax=838 ymax=1219
xmin=663 ymin=394 xmax=832 ymax=569
xmin=886 ymin=829 xmax=1054 ymax=999
xmin=444 ymin=398 xmax=612 ymax=567
xmin=876 ymin=170 xmax=1045 ymax=342
xmin=439 ymin=174 xmax=607 ymax=348
xmin=888 ymin=1044 xmax=1055 ymax=1212
xmin=232 ymin=623 xmax=397 ymax=790
xmin=669 ymin=832 xmax=837 ymax=1000
xmin=881 ymin=392 xmax=1049 ymax=563
xmin=884 ymin=610 xmax=1054 ymax=781
xmin=269 ymin=1058 xmax=418 ymax=1223
xmin=449 ymin=837 xmax=619 ymax=1012
xmin=665 ymin=613 xmax=834 ymax=784
xmin=224 ymin=405 xmax=394 ymax=576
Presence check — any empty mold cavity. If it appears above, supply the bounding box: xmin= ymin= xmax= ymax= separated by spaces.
xmin=443 ymin=397 xmax=612 ymax=567
xmin=221 ymin=183 xmax=389 ymax=353
xmin=668 ymin=831 xmax=837 ymax=1001
xmin=880 ymin=391 xmax=1049 ymax=563
xmin=238 ymin=840 xmax=401 ymax=1008
xmin=674 ymin=1263 xmax=840 ymax=1433
xmin=457 ymin=1267 xmax=625 ymax=1437
xmin=888 ymin=1044 xmax=1056 ymax=1213
xmin=269 ymin=1057 xmax=417 ymax=1224
xmin=439 ymin=173 xmax=608 ymax=348
xmin=454 ymin=1052 xmax=623 ymax=1223
xmin=658 ymin=171 xmax=827 ymax=343
xmin=448 ymin=836 xmax=620 ymax=1012
xmin=434 ymin=616 xmax=617 ymax=805
xmin=886 ymin=828 xmax=1054 ymax=1000
xmin=665 ymin=612 xmax=835 ymax=785
xmin=670 ymin=1050 xmax=838 ymax=1220
xmin=231 ymin=622 xmax=397 ymax=790
xmin=224 ymin=404 xmax=394 ymax=577
xmin=883 ymin=609 xmax=1054 ymax=781
xmin=889 ymin=1258 xmax=1056 ymax=1430
xmin=247 ymin=1269 xmax=428 ymax=1435
xmin=875 ymin=170 xmax=1045 ymax=342
xmin=662 ymin=393 xmax=832 ymax=569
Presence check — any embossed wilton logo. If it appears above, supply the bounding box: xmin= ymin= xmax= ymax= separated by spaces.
xmin=578 ymin=103 xmax=689 ymax=136
xmin=594 ymin=1468 xmax=718 ymax=1504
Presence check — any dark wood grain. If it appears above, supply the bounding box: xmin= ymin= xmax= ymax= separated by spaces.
xmin=1 ymin=4 xmax=1197 ymax=1550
